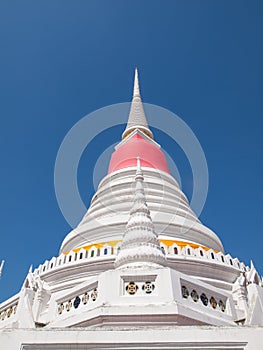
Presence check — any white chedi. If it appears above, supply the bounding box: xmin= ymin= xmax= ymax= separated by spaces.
xmin=115 ymin=157 xmax=166 ymax=268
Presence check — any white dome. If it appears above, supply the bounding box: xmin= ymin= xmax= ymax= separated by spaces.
xmin=60 ymin=166 xmax=224 ymax=253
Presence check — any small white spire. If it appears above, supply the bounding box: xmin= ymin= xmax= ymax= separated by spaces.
xmin=0 ymin=260 xmax=4 ymax=278
xmin=247 ymin=261 xmax=260 ymax=285
xmin=122 ymin=68 xmax=153 ymax=139
xmin=115 ymin=159 xmax=166 ymax=269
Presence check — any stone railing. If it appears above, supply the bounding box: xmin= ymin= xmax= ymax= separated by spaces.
xmin=161 ymin=243 xmax=244 ymax=270
xmin=0 ymin=301 xmax=18 ymax=323
xmin=180 ymin=281 xmax=227 ymax=314
xmin=33 ymin=240 xmax=251 ymax=278
xmin=56 ymin=286 xmax=98 ymax=316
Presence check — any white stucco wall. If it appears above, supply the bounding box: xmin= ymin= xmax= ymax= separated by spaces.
xmin=0 ymin=326 xmax=263 ymax=350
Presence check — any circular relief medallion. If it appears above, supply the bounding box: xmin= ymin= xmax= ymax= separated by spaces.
xmin=82 ymin=292 xmax=89 ymax=304
xmin=126 ymin=282 xmax=138 ymax=295
xmin=210 ymin=296 xmax=217 ymax=309
xmin=219 ymin=299 xmax=226 ymax=312
xmin=191 ymin=289 xmax=199 ymax=302
xmin=200 ymin=293 xmax=208 ymax=306
xmin=142 ymin=281 xmax=155 ymax=294
xmin=91 ymin=288 xmax=98 ymax=301
xmin=73 ymin=296 xmax=81 ymax=309
xmin=7 ymin=307 xmax=13 ymax=318
xmin=66 ymin=300 xmax=72 ymax=312
xmin=58 ymin=303 xmax=64 ymax=315
xmin=181 ymin=285 xmax=189 ymax=298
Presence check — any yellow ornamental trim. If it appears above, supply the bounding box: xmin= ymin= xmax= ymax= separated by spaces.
xmin=160 ymin=239 xmax=217 ymax=252
xmin=64 ymin=239 xmax=217 ymax=256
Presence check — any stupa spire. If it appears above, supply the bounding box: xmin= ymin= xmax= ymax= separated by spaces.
xmin=122 ymin=69 xmax=153 ymax=140
xmin=115 ymin=157 xmax=166 ymax=269
xmin=133 ymin=67 xmax=140 ymax=97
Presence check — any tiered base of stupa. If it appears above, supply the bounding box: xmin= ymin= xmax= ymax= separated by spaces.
xmin=1 ymin=263 xmax=263 ymax=349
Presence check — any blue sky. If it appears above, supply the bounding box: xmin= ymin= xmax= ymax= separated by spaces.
xmin=0 ymin=1 xmax=262 ymax=301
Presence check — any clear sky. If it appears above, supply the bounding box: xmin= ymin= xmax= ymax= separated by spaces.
xmin=0 ymin=1 xmax=262 ymax=301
